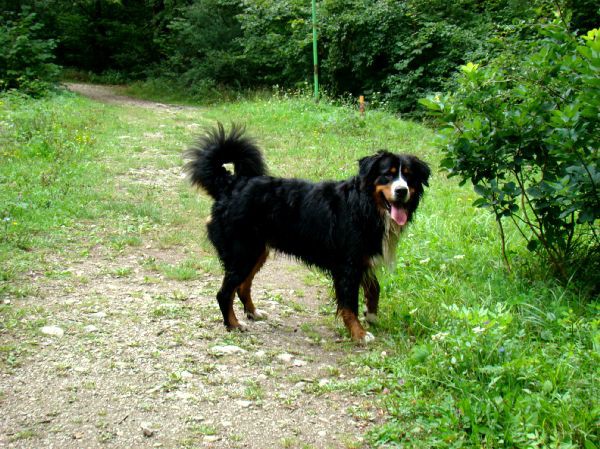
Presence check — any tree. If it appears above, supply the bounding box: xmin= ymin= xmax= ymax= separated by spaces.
xmin=0 ymin=12 xmax=60 ymax=95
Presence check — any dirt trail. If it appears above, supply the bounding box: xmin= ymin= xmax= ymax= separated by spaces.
xmin=0 ymin=84 xmax=379 ymax=448
xmin=65 ymin=83 xmax=193 ymax=112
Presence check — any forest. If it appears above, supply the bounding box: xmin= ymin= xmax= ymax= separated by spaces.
xmin=1 ymin=0 xmax=598 ymax=110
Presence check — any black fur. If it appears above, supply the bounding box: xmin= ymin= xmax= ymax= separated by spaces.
xmin=185 ymin=123 xmax=430 ymax=342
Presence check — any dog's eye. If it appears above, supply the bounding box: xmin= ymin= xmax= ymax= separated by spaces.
xmin=377 ymin=175 xmax=392 ymax=184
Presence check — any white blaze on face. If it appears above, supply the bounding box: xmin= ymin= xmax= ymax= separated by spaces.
xmin=389 ymin=168 xmax=409 ymax=226
xmin=391 ymin=178 xmax=409 ymax=201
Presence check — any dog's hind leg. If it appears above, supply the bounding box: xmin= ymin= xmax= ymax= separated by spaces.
xmin=362 ymin=272 xmax=380 ymax=324
xmin=217 ymin=273 xmax=248 ymax=331
xmin=237 ymin=249 xmax=269 ymax=320
xmin=217 ymin=244 xmax=266 ymax=331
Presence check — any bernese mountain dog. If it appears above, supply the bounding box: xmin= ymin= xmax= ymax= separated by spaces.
xmin=184 ymin=123 xmax=430 ymax=344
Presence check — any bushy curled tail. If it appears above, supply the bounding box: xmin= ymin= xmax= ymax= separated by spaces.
xmin=183 ymin=123 xmax=266 ymax=199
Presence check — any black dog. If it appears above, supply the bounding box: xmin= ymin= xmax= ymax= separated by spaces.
xmin=185 ymin=123 xmax=430 ymax=343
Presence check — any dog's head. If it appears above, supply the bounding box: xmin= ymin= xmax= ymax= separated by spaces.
xmin=359 ymin=151 xmax=430 ymax=226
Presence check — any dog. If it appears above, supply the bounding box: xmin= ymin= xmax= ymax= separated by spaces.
xmin=184 ymin=123 xmax=430 ymax=343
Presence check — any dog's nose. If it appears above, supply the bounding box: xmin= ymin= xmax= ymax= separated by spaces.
xmin=395 ymin=186 xmax=409 ymax=200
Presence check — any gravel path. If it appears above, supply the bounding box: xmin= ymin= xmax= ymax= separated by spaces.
xmin=0 ymin=84 xmax=380 ymax=448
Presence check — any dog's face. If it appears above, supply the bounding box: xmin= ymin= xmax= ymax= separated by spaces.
xmin=359 ymin=151 xmax=430 ymax=226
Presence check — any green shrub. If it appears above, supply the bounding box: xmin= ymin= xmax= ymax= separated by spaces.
xmin=0 ymin=12 xmax=60 ymax=96
xmin=421 ymin=22 xmax=599 ymax=282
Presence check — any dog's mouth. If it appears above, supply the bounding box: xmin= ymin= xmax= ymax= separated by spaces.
xmin=381 ymin=195 xmax=409 ymax=226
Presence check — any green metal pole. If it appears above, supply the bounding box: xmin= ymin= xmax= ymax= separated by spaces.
xmin=312 ymin=0 xmax=319 ymax=100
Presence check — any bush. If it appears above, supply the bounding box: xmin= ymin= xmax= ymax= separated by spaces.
xmin=421 ymin=22 xmax=599 ymax=282
xmin=0 ymin=12 xmax=60 ymax=96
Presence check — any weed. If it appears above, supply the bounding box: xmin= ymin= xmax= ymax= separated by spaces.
xmin=10 ymin=428 xmax=37 ymax=442
xmin=243 ymin=380 xmax=265 ymax=401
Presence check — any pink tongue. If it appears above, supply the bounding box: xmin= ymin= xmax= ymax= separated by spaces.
xmin=391 ymin=206 xmax=408 ymax=226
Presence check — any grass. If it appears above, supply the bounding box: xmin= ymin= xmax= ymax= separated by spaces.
xmin=0 ymin=86 xmax=598 ymax=448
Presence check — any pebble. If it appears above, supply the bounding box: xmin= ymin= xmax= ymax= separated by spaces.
xmin=141 ymin=422 xmax=155 ymax=437
xmin=276 ymin=353 xmax=294 ymax=363
xmin=318 ymin=378 xmax=330 ymax=387
xmin=236 ymin=400 xmax=252 ymax=408
xmin=83 ymin=325 xmax=98 ymax=333
xmin=210 ymin=345 xmax=247 ymax=356
xmin=41 ymin=326 xmax=64 ymax=337
xmin=293 ymin=359 xmax=307 ymax=367
xmin=88 ymin=311 xmax=107 ymax=319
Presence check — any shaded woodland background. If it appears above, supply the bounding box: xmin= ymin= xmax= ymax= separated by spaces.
xmin=2 ymin=0 xmax=598 ymax=111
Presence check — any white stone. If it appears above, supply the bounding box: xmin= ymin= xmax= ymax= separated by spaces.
xmin=41 ymin=326 xmax=64 ymax=337
xmin=141 ymin=422 xmax=155 ymax=437
xmin=276 ymin=353 xmax=294 ymax=363
xmin=210 ymin=345 xmax=247 ymax=356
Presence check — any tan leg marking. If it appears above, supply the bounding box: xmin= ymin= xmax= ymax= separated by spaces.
xmin=237 ymin=250 xmax=269 ymax=319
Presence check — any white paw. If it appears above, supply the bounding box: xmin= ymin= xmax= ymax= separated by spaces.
xmin=246 ymin=309 xmax=268 ymax=321
xmin=361 ymin=332 xmax=375 ymax=344
xmin=365 ymin=312 xmax=378 ymax=324
xmin=228 ymin=321 xmax=248 ymax=332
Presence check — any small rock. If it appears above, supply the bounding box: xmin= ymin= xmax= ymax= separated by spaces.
xmin=236 ymin=400 xmax=252 ymax=408
xmin=180 ymin=370 xmax=193 ymax=379
xmin=318 ymin=378 xmax=330 ymax=387
xmin=293 ymin=359 xmax=307 ymax=367
xmin=89 ymin=311 xmax=107 ymax=319
xmin=210 ymin=345 xmax=247 ymax=356
xmin=174 ymin=391 xmax=194 ymax=400
xmin=83 ymin=325 xmax=98 ymax=333
xmin=141 ymin=422 xmax=155 ymax=437
xmin=204 ymin=436 xmax=220 ymax=443
xmin=276 ymin=353 xmax=294 ymax=363
xmin=41 ymin=326 xmax=64 ymax=337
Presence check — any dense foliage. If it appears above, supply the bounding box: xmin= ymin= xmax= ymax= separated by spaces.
xmin=2 ymin=0 xmax=598 ymax=110
xmin=0 ymin=12 xmax=60 ymax=96
xmin=421 ymin=21 xmax=599 ymax=283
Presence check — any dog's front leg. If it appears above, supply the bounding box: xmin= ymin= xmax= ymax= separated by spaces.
xmin=334 ymin=272 xmax=374 ymax=344
xmin=362 ymin=272 xmax=380 ymax=324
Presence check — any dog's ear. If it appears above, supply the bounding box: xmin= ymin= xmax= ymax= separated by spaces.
xmin=409 ymin=155 xmax=431 ymax=187
xmin=358 ymin=153 xmax=381 ymax=190
xmin=358 ymin=154 xmax=379 ymax=178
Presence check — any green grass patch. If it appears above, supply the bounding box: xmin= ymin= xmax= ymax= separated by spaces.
xmin=1 ymin=86 xmax=596 ymax=448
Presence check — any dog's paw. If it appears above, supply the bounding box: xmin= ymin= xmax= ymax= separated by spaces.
xmin=365 ymin=312 xmax=378 ymax=324
xmin=227 ymin=321 xmax=249 ymax=332
xmin=359 ymin=332 xmax=375 ymax=345
xmin=246 ymin=309 xmax=268 ymax=321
